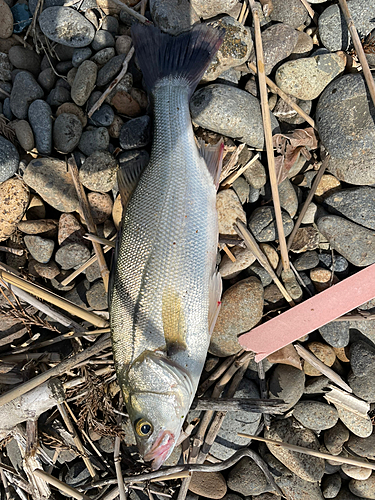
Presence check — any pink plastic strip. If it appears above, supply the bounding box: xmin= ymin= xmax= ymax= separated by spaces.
xmin=239 ymin=263 xmax=375 ymax=362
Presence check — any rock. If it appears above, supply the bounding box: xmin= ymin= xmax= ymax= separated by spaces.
xmin=26 ymin=194 xmax=46 ymax=219
xmin=304 ymin=375 xmax=331 ymax=395
xmin=78 ymin=127 xmax=109 ymax=156
xmin=318 ymin=253 xmax=348 ymax=274
xmin=0 ymin=136 xmax=19 ymax=183
xmin=8 ymin=46 xmax=40 ymax=76
xmin=269 ymin=364 xmax=305 ymax=411
xmin=72 ymin=47 xmax=92 ymax=67
xmin=349 ymin=474 xmax=375 ymax=499
xmin=46 ymin=86 xmax=71 ymax=107
xmin=341 ymin=462 xmax=372 ymax=481
xmin=39 ymin=7 xmax=96 ymax=47
xmin=266 ymin=418 xmax=325 ymax=482
xmin=86 ymin=280 xmax=107 ymax=310
xmin=90 ymin=103 xmax=114 ymax=127
xmin=324 ymin=187 xmax=375 ymax=230
xmin=216 ymin=189 xmax=246 ymax=235
xmin=10 ymin=71 xmax=44 ymax=120
xmin=188 ymin=471 xmax=227 ymax=499
xmin=266 ymin=453 xmax=324 ymax=500
xmin=319 ymin=0 xmax=375 ymax=52
xmin=0 ymin=177 xmax=29 ymax=242
xmin=281 ymin=269 xmax=303 ymax=302
xmin=111 ymin=91 xmax=141 ymax=117
xmin=53 ymin=113 xmax=82 ymax=153
xmin=290 ymin=227 xmax=320 ymax=253
xmin=301 ymin=203 xmax=317 ymax=224
xmin=91 ymin=47 xmax=115 ymax=67
xmin=209 ymin=277 xmax=263 ymax=357
xmin=18 ymin=219 xmax=58 ymax=236
xmin=58 ymin=213 xmax=86 ymax=246
xmin=348 ymin=341 xmax=375 ymax=402
xmin=321 ymin=473 xmax=341 ymax=499
xmin=227 ymin=456 xmax=273 ymax=496
xmin=260 ymin=243 xmax=279 ymax=269
xmin=209 ymin=378 xmax=262 ymax=460
xmin=232 ymin=177 xmax=250 ymax=204
xmin=279 ymin=178 xmax=298 ymax=218
xmin=115 ymin=35 xmax=132 ymax=55
xmin=319 ymin=322 xmax=350 ymax=348
xmin=291 ymin=31 xmax=314 ymax=59
xmin=149 ymin=0 xmax=199 ymax=36
xmin=247 ymin=261 xmax=272 ymax=287
xmin=13 ymin=120 xmax=34 ymax=152
xmin=96 ymin=54 xmax=125 ymax=87
xmin=316 ymin=73 xmax=375 ymax=185
xmin=315 ymin=174 xmax=341 ymax=202
xmin=190 ymin=84 xmax=279 ymax=149
xmin=91 ymin=30 xmax=114 ymax=51
xmin=85 ymin=259 xmax=102 ymax=282
xmin=33 ymin=260 xmax=60 ymax=279
xmin=260 ymin=23 xmax=299 ymax=75
xmin=55 ymin=243 xmax=91 ymax=270
xmin=293 ymin=401 xmax=338 ymax=431
xmin=118 ymin=115 xmax=151 ymax=150
xmin=71 ymin=60 xmax=97 ymax=106
xmin=24 ymin=235 xmax=54 ymax=264
xmin=294 ymin=251 xmax=319 ymax=271
xmin=275 ymin=53 xmax=346 ymax=101
xmin=203 ymin=17 xmax=252 ymax=82
xmin=303 ymin=341 xmax=336 ymax=377
xmin=347 ymin=430 xmax=375 ymax=460
xmin=87 ymin=192 xmax=113 ymax=224
xmin=243 ymin=158 xmax=267 ymax=189
xmin=310 ymin=267 xmax=338 ymax=293
xmin=264 ymin=283 xmax=285 ymax=307
xmin=219 ymin=246 xmax=256 ymax=279
xmin=336 ymin=405 xmax=373 ymax=438
xmin=79 ymin=151 xmax=117 ymax=193
xmin=190 ymin=0 xmax=241 ymax=19
xmin=56 ymin=102 xmax=87 ymax=128
xmin=317 ymin=216 xmax=375 ymax=267
xmin=324 ymin=421 xmax=350 ymax=455
xmin=23 ymin=157 xmax=79 ymax=213
xmin=269 ymin=0 xmax=309 ymax=28
xmin=0 ymin=0 xmax=13 ymax=38
xmin=28 ymin=100 xmax=53 ymax=155
xmin=248 ymin=207 xmax=294 ymax=243
xmin=273 ymin=96 xmax=313 ymax=125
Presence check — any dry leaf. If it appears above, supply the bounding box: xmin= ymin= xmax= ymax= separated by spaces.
xmin=273 ymin=127 xmax=319 ymax=184
xmin=267 ymin=344 xmax=302 ymax=369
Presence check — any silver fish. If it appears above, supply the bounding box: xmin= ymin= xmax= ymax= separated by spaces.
xmin=109 ymin=24 xmax=224 ymax=469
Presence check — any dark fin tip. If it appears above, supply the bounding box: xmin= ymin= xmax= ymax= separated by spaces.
xmin=131 ymin=24 xmax=225 ymax=95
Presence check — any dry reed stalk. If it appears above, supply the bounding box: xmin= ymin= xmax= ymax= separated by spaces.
xmin=221 ymin=153 xmax=260 ymax=186
xmin=68 ymin=157 xmax=110 ymax=292
xmin=84 ymin=234 xmax=116 ymax=247
xmin=275 ymin=155 xmax=329 ymax=275
xmin=88 ymin=46 xmax=135 ymax=118
xmin=0 ymin=268 xmax=108 ymax=327
xmin=33 ymin=469 xmax=91 ymax=500
xmin=298 ymin=0 xmax=319 ymax=23
xmin=220 ymin=243 xmax=236 ymax=262
xmin=247 ymin=61 xmax=317 ymax=130
xmin=338 ymin=0 xmax=375 ymax=107
xmin=248 ymin=0 xmax=290 ymax=272
xmin=238 ymin=433 xmax=375 ymax=470
xmin=234 ymin=219 xmax=295 ymax=306
xmin=107 ymin=0 xmax=151 ymax=24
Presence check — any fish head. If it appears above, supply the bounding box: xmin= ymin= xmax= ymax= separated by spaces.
xmin=123 ymin=351 xmax=195 ymax=469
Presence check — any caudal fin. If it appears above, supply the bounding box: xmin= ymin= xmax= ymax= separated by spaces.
xmin=131 ymin=24 xmax=224 ymax=96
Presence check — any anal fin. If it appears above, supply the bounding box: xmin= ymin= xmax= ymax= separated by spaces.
xmin=209 ymin=271 xmax=222 ymax=336
xmin=197 ymin=139 xmax=224 ymax=190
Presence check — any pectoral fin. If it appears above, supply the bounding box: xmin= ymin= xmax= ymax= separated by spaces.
xmin=209 ymin=271 xmax=222 ymax=335
xmin=162 ymin=288 xmax=187 ymax=356
xmin=197 ymin=139 xmax=224 ymax=190
xmin=117 ymin=158 xmax=147 ymax=212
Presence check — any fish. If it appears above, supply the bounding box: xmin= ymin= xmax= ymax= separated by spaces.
xmin=109 ymin=24 xmax=224 ymax=470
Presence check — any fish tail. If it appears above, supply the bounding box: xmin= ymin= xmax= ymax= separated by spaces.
xmin=131 ymin=24 xmax=224 ymax=96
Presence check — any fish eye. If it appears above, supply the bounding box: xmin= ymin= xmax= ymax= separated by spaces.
xmin=135 ymin=419 xmax=153 ymax=437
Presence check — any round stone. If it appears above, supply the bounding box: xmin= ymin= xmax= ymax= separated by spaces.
xmin=13 ymin=120 xmax=34 ymax=152
xmin=324 ymin=187 xmax=375 ymax=230
xmin=28 ymin=99 xmax=53 ymax=155
xmin=24 ymin=235 xmax=54 ymax=264
xmin=216 ymin=189 xmax=246 ymax=236
xmin=269 ymin=364 xmax=305 ymax=411
xmin=53 ymin=113 xmax=83 ymax=153
xmin=18 ymin=219 xmax=58 ymax=235
xmin=55 ymin=243 xmax=91 ymax=270
xmin=0 ymin=177 xmax=29 ymax=242
xmin=8 ymin=46 xmax=41 ymax=76
xmin=56 ymin=102 xmax=87 ymax=128
xmin=79 ymin=151 xmax=118 ymax=193
xmin=0 ymin=135 xmax=19 ymax=182
xmin=248 ymin=206 xmax=294 ymax=242
xmin=78 ymin=127 xmax=109 ymax=157
xmin=260 ymin=23 xmax=299 ymax=75
xmin=293 ymin=401 xmax=338 ymax=431
xmin=10 ymin=71 xmax=44 ymax=120
xmin=87 ymin=192 xmax=113 ymax=224
xmin=118 ymin=115 xmax=151 ymax=150
xmin=0 ymin=0 xmax=13 ymax=39
xmin=39 ymin=7 xmax=96 ymax=47
xmin=71 ymin=59 xmax=97 ymax=106
xmin=303 ymin=341 xmax=336 ymax=377
xmin=324 ymin=420 xmax=350 ymax=456
xmin=33 ymin=260 xmax=60 ymax=279
xmin=219 ymin=246 xmax=256 ymax=279
xmin=227 ymin=456 xmax=274 ymax=496
xmin=189 ymin=471 xmax=227 ymax=499
xmin=58 ymin=213 xmax=85 ymax=246
xmin=209 ymin=277 xmax=264 ymax=357
xmin=86 ymin=280 xmax=107 ymax=310
xmin=349 ymin=474 xmax=375 ymax=499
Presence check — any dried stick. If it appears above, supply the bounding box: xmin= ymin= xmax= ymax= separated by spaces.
xmin=275 ymin=156 xmax=329 ymax=275
xmin=221 ymin=153 xmax=260 ymax=186
xmin=338 ymin=0 xmax=375 ymax=107
xmin=106 ymin=0 xmax=151 ymax=24
xmin=88 ymin=47 xmax=135 ymax=118
xmin=238 ymin=433 xmax=375 ymax=470
xmin=234 ymin=219 xmax=295 ymax=306
xmin=197 ymin=354 xmax=238 ymax=396
xmin=219 ymin=143 xmax=246 ymax=183
xmin=220 ymin=243 xmax=236 ymax=263
xmin=68 ymin=157 xmax=110 ymax=292
xmin=61 ymin=243 xmax=113 ymax=286
xmin=249 ymin=0 xmax=290 ymax=272
xmin=33 ymin=469 xmax=91 ymax=500
xmin=0 ymin=267 xmax=108 ymax=327
xmin=298 ymin=0 xmax=319 ymax=24
xmin=84 ymin=234 xmax=116 ymax=248
xmin=257 ymin=360 xmax=271 ymax=429
xmin=191 ymin=398 xmax=287 ymax=413
xmin=247 ymin=62 xmax=317 ymax=130
xmin=238 ymin=0 xmax=249 ymax=24
xmin=0 ymin=246 xmax=23 ymax=255
xmin=0 ymin=333 xmax=111 ymax=407
xmin=294 ymin=343 xmax=352 ymax=392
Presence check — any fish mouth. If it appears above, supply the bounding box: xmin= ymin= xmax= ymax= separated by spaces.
xmin=143 ymin=430 xmax=175 ymax=470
